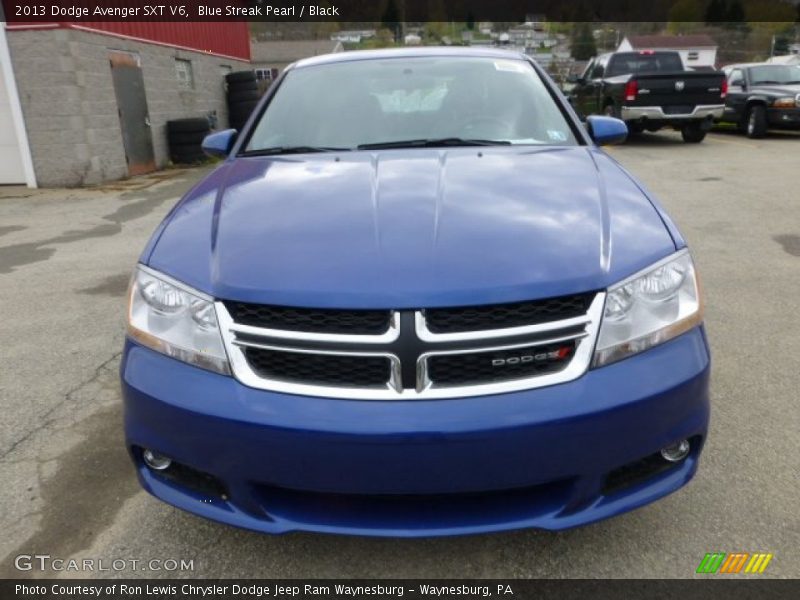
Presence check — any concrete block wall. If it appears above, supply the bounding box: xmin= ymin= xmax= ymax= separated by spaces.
xmin=7 ymin=28 xmax=249 ymax=187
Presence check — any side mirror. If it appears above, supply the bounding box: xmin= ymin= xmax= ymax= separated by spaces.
xmin=730 ymin=79 xmax=745 ymax=89
xmin=202 ymin=129 xmax=237 ymax=158
xmin=567 ymin=74 xmax=582 ymax=84
xmin=586 ymin=115 xmax=628 ymax=146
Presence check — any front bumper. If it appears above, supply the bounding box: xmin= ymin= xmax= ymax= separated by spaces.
xmin=121 ymin=327 xmax=711 ymax=537
xmin=621 ymin=104 xmax=724 ymax=123
xmin=767 ymin=107 xmax=800 ymax=128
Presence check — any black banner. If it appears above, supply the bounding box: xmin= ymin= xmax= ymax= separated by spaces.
xmin=3 ymin=580 xmax=800 ymax=600
xmin=3 ymin=0 xmax=800 ymax=23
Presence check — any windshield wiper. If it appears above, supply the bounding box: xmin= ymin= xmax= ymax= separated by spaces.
xmin=357 ymin=138 xmax=511 ymax=150
xmin=240 ymin=145 xmax=350 ymax=156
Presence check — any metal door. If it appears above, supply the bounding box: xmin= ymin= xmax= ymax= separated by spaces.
xmin=109 ymin=51 xmax=155 ymax=176
xmin=0 ymin=34 xmax=26 ymax=184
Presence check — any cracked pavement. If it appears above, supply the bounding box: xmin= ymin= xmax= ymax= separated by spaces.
xmin=1 ymin=130 xmax=799 ymax=579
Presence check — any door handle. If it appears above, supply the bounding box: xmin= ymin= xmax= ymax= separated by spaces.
xmin=144 ymin=117 xmax=151 ymax=127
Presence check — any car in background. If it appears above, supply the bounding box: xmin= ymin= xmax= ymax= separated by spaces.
xmin=718 ymin=63 xmax=800 ymax=138
xmin=569 ymin=50 xmax=727 ymax=143
xmin=121 ymin=47 xmax=710 ymax=537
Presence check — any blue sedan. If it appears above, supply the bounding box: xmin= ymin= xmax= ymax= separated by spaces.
xmin=121 ymin=47 xmax=709 ymax=536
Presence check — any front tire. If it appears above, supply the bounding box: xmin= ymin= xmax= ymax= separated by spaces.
xmin=745 ymin=105 xmax=767 ymax=139
xmin=681 ymin=123 xmax=707 ymax=143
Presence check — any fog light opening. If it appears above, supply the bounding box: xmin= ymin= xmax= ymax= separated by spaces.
xmin=661 ymin=439 xmax=691 ymax=463
xmin=143 ymin=449 xmax=172 ymax=471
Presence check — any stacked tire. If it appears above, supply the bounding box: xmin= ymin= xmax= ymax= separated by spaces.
xmin=226 ymin=70 xmax=260 ymax=131
xmin=167 ymin=118 xmax=210 ymax=164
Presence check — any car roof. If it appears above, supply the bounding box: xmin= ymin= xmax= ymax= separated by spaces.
xmin=292 ymin=46 xmax=530 ymax=69
xmin=724 ymin=62 xmax=773 ymax=70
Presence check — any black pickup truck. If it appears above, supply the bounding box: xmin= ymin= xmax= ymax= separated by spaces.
xmin=718 ymin=63 xmax=800 ymax=138
xmin=568 ymin=51 xmax=727 ymax=143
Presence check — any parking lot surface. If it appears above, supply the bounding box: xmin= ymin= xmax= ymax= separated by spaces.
xmin=1 ymin=129 xmax=799 ymax=579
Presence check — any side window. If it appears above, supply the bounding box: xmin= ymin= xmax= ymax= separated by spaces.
xmin=728 ymin=69 xmax=744 ymax=88
xmin=590 ymin=59 xmax=605 ymax=79
xmin=581 ymin=59 xmax=594 ymax=80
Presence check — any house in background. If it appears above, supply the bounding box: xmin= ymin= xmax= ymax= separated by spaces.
xmin=1 ymin=17 xmax=249 ymax=187
xmin=768 ymin=54 xmax=800 ymax=65
xmin=618 ymin=34 xmax=718 ymax=70
xmin=250 ymin=39 xmax=343 ymax=84
xmin=330 ymin=30 xmax=376 ymax=44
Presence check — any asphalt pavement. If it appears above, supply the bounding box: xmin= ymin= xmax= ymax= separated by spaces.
xmin=1 ymin=128 xmax=798 ymax=579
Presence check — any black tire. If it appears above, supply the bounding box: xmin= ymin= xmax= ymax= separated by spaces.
xmin=229 ymin=105 xmax=259 ymax=125
xmin=227 ymin=89 xmax=260 ymax=103
xmin=229 ymin=110 xmax=255 ymax=123
xmin=166 ymin=118 xmax=209 ymax=134
xmin=171 ymin=149 xmax=206 ymax=162
xmin=167 ymin=131 xmax=208 ymax=145
xmin=226 ymin=70 xmax=256 ymax=84
xmin=627 ymin=122 xmax=644 ymax=135
xmin=170 ymin=141 xmax=202 ymax=152
xmin=229 ymin=98 xmax=259 ymax=111
xmin=227 ymin=80 xmax=259 ymax=93
xmin=603 ymin=102 xmax=620 ymax=119
xmin=681 ymin=123 xmax=707 ymax=143
xmin=745 ymin=105 xmax=767 ymax=139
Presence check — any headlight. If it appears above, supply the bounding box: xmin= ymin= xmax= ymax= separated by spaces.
xmin=593 ymin=250 xmax=703 ymax=367
xmin=127 ymin=265 xmax=230 ymax=375
xmin=772 ymin=96 xmax=797 ymax=108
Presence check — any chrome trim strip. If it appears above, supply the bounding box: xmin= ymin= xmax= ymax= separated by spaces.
xmin=217 ymin=303 xmax=401 ymax=344
xmin=620 ymin=104 xmax=724 ymax=121
xmin=217 ymin=293 xmax=606 ymax=400
xmin=415 ymin=310 xmax=591 ymax=343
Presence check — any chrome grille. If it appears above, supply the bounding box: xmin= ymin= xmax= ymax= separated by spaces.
xmin=423 ymin=293 xmax=593 ymax=333
xmin=225 ymin=302 xmax=392 ymax=335
xmin=426 ymin=340 xmax=576 ymax=385
xmin=217 ymin=293 xmax=605 ymax=400
xmin=244 ymin=346 xmax=393 ymax=388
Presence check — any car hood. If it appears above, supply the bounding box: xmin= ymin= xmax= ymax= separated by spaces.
xmin=753 ymin=84 xmax=800 ymax=96
xmin=146 ymin=147 xmax=677 ymax=308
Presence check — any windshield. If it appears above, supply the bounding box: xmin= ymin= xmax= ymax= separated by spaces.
xmin=748 ymin=65 xmax=800 ymax=84
xmin=244 ymin=56 xmax=578 ymax=152
xmin=606 ymin=52 xmax=684 ymax=77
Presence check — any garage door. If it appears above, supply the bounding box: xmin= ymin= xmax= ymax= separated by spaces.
xmin=0 ymin=47 xmax=26 ymax=185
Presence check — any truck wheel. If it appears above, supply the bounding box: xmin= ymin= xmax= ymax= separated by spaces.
xmin=627 ymin=122 xmax=644 ymax=135
xmin=603 ymin=103 xmax=620 ymax=119
xmin=745 ymin=105 xmax=767 ymax=139
xmin=681 ymin=123 xmax=707 ymax=143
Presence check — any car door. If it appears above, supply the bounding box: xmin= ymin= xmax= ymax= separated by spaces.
xmin=571 ymin=59 xmax=595 ymax=118
xmin=584 ymin=56 xmax=608 ymax=116
xmin=723 ymin=68 xmax=748 ymax=123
